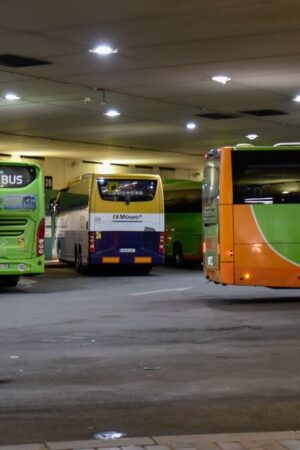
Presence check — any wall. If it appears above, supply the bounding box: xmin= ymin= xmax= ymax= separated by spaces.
xmin=1 ymin=156 xmax=203 ymax=189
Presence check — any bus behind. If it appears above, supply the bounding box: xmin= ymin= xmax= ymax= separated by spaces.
xmin=54 ymin=173 xmax=164 ymax=274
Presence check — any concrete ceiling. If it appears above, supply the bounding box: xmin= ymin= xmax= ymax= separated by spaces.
xmin=0 ymin=0 xmax=300 ymax=169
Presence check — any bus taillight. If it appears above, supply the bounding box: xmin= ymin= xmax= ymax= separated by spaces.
xmin=89 ymin=231 xmax=96 ymax=253
xmin=37 ymin=218 xmax=45 ymax=256
xmin=159 ymin=232 xmax=164 ymax=254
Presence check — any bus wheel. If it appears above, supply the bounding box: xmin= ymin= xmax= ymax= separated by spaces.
xmin=138 ymin=265 xmax=152 ymax=275
xmin=76 ymin=247 xmax=83 ymax=273
xmin=0 ymin=276 xmax=19 ymax=288
xmin=173 ymin=242 xmax=183 ymax=267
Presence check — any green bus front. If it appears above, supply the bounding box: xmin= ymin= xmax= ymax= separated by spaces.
xmin=163 ymin=179 xmax=202 ymax=266
xmin=0 ymin=162 xmax=45 ymax=286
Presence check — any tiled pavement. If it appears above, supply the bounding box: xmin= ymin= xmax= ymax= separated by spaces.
xmin=3 ymin=431 xmax=300 ymax=450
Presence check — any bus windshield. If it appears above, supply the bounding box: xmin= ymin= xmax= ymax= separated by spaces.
xmin=232 ymin=150 xmax=300 ymax=204
xmin=97 ymin=178 xmax=157 ymax=202
xmin=202 ymin=156 xmax=220 ymax=205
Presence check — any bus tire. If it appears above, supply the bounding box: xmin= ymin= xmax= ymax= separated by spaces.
xmin=173 ymin=242 xmax=184 ymax=267
xmin=76 ymin=246 xmax=83 ymax=273
xmin=138 ymin=265 xmax=152 ymax=275
xmin=0 ymin=276 xmax=19 ymax=288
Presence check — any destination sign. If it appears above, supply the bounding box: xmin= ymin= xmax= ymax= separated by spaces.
xmin=0 ymin=165 xmax=36 ymax=188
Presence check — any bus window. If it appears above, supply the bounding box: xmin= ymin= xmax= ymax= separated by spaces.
xmin=184 ymin=189 xmax=202 ymax=213
xmin=97 ymin=178 xmax=157 ymax=202
xmin=232 ymin=150 xmax=300 ymax=204
xmin=164 ymin=190 xmax=185 ymax=213
xmin=202 ymin=157 xmax=220 ymax=205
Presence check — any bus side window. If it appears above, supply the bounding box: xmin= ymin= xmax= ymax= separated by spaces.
xmin=184 ymin=189 xmax=202 ymax=213
xmin=165 ymin=190 xmax=185 ymax=213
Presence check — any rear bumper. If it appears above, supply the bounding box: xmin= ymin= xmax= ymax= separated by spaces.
xmin=0 ymin=256 xmax=45 ymax=276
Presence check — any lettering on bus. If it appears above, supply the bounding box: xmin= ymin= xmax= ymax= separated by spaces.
xmin=0 ymin=165 xmax=36 ymax=188
xmin=0 ymin=174 xmax=23 ymax=186
xmin=112 ymin=214 xmax=143 ymax=222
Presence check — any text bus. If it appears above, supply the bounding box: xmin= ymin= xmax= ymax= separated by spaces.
xmin=202 ymin=144 xmax=300 ymax=288
xmin=52 ymin=173 xmax=164 ymax=273
xmin=0 ymin=162 xmax=45 ymax=287
xmin=163 ymin=179 xmax=202 ymax=265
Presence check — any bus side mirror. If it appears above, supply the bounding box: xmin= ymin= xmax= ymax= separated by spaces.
xmin=49 ymin=198 xmax=58 ymax=215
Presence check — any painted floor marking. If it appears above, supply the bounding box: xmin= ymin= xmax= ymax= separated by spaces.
xmin=19 ymin=278 xmax=37 ymax=287
xmin=128 ymin=287 xmax=193 ymax=296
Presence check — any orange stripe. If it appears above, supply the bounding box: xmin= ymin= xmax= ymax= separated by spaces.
xmin=233 ymin=205 xmax=300 ymax=287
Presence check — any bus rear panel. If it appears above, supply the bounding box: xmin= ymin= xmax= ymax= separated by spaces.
xmin=89 ymin=176 xmax=164 ymax=267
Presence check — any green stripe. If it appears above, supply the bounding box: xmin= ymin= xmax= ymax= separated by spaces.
xmin=252 ymin=204 xmax=300 ymax=265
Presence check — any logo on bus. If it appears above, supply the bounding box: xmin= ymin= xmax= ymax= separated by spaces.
xmin=112 ymin=214 xmax=143 ymax=222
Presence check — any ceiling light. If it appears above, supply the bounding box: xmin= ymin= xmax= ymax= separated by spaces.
xmin=293 ymin=94 xmax=300 ymax=102
xmin=89 ymin=45 xmax=118 ymax=55
xmin=186 ymin=122 xmax=197 ymax=130
xmin=246 ymin=133 xmax=259 ymax=140
xmin=211 ymin=75 xmax=231 ymax=85
xmin=4 ymin=92 xmax=21 ymax=101
xmin=103 ymin=109 xmax=121 ymax=117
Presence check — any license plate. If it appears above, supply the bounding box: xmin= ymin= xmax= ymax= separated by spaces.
xmin=0 ymin=264 xmax=9 ymax=269
xmin=119 ymin=248 xmax=136 ymax=253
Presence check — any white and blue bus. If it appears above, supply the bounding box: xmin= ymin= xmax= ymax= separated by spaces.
xmin=51 ymin=173 xmax=165 ymax=274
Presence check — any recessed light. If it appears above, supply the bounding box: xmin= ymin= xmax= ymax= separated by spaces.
xmin=89 ymin=45 xmax=118 ymax=55
xmin=246 ymin=133 xmax=259 ymax=140
xmin=211 ymin=75 xmax=231 ymax=85
xmin=4 ymin=92 xmax=21 ymax=101
xmin=103 ymin=109 xmax=121 ymax=117
xmin=293 ymin=94 xmax=300 ymax=102
xmin=186 ymin=122 xmax=197 ymax=130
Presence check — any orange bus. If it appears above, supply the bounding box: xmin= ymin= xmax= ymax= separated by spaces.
xmin=202 ymin=144 xmax=300 ymax=288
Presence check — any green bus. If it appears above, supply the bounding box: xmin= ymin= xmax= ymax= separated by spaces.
xmin=0 ymin=162 xmax=45 ymax=287
xmin=163 ymin=179 xmax=202 ymax=266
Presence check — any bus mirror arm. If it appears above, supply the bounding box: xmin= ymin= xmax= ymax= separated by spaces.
xmin=49 ymin=198 xmax=58 ymax=215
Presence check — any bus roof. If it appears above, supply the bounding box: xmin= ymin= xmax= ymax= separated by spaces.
xmin=0 ymin=161 xmax=41 ymax=168
xmin=234 ymin=143 xmax=300 ymax=151
xmin=207 ymin=144 xmax=300 ymax=158
xmin=67 ymin=172 xmax=161 ymax=187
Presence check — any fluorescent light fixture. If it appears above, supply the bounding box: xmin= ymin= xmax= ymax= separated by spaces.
xmin=103 ymin=109 xmax=121 ymax=117
xmin=246 ymin=133 xmax=259 ymax=140
xmin=293 ymin=94 xmax=300 ymax=102
xmin=89 ymin=45 xmax=118 ymax=55
xmin=4 ymin=93 xmax=21 ymax=101
xmin=211 ymin=75 xmax=231 ymax=85
xmin=186 ymin=122 xmax=197 ymax=130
